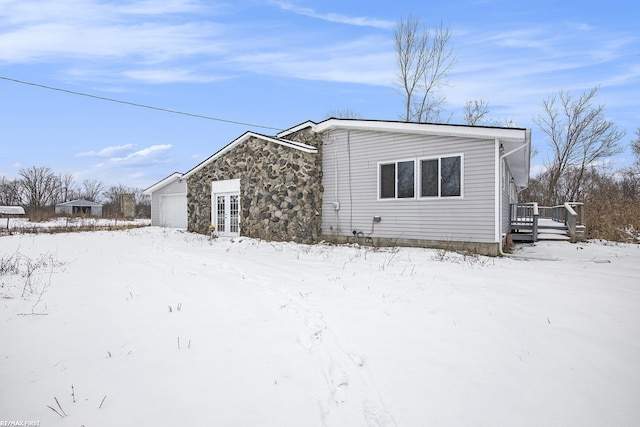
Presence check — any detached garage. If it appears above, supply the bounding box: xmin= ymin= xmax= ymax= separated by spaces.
xmin=55 ymin=199 xmax=103 ymax=217
xmin=143 ymin=173 xmax=187 ymax=228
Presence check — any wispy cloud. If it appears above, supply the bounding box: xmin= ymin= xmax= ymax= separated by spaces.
xmin=76 ymin=144 xmax=136 ymax=157
xmin=0 ymin=0 xmax=226 ymax=69
xmin=121 ymin=68 xmax=228 ymax=84
xmin=231 ymin=36 xmax=395 ymax=86
xmin=270 ymin=1 xmax=395 ymax=29
xmin=0 ymin=22 xmax=225 ymax=63
xmin=80 ymin=144 xmax=172 ymax=171
xmin=107 ymin=144 xmax=173 ymax=166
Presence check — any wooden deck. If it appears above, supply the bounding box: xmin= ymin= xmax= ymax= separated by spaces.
xmin=510 ymin=202 xmax=586 ymax=243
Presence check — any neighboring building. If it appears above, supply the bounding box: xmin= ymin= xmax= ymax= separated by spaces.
xmin=55 ymin=199 xmax=103 ymax=217
xmin=0 ymin=206 xmax=25 ymax=229
xmin=145 ymin=119 xmax=531 ymax=255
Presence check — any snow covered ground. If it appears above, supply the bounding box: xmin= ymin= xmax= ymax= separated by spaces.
xmin=3 ymin=217 xmax=150 ymax=231
xmin=1 ymin=227 xmax=638 ymax=426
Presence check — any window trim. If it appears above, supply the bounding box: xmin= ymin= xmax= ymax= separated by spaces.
xmin=418 ymin=153 xmax=464 ymax=199
xmin=377 ymin=154 xmax=464 ymax=201
xmin=377 ymin=158 xmax=416 ymax=200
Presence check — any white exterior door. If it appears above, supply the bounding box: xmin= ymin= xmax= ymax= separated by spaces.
xmin=214 ymin=192 xmax=240 ymax=237
xmin=160 ymin=194 xmax=187 ymax=228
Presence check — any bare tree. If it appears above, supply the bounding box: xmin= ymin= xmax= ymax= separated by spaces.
xmin=533 ymin=86 xmax=625 ymax=204
xmin=102 ymin=184 xmax=149 ymax=217
xmin=394 ymin=16 xmax=456 ymax=123
xmin=0 ymin=176 xmax=22 ymax=206
xmin=18 ymin=166 xmax=59 ymax=210
xmin=325 ymin=108 xmax=363 ymax=119
xmin=463 ymin=99 xmax=490 ymax=126
xmin=631 ymin=127 xmax=640 ymax=165
xmin=56 ymin=172 xmax=78 ymax=203
xmin=103 ymin=184 xmax=132 ymax=206
xmin=81 ymin=178 xmax=104 ymax=202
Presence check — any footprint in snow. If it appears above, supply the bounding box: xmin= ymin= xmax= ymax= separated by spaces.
xmin=329 ymin=358 xmax=349 ymax=405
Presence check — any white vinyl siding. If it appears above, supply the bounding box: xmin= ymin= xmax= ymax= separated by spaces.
xmin=501 ymin=159 xmax=518 ymax=235
xmin=321 ymin=129 xmax=497 ymax=244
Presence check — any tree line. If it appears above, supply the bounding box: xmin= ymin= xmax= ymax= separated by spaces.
xmin=0 ymin=165 xmax=150 ymax=219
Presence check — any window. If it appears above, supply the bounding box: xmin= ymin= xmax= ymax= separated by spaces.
xmin=379 ymin=155 xmax=462 ymax=200
xmin=379 ymin=160 xmax=415 ymax=199
xmin=441 ymin=156 xmax=461 ymax=197
xmin=420 ymin=155 xmax=462 ymax=198
xmin=380 ymin=163 xmax=396 ymax=198
xmin=420 ymin=159 xmax=438 ymax=197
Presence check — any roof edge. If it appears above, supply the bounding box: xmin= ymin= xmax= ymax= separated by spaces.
xmin=315 ymin=118 xmax=528 ymax=141
xmin=276 ymin=120 xmax=318 ymax=138
xmin=182 ymin=131 xmax=318 ymax=180
xmin=143 ymin=172 xmax=184 ymax=195
xmin=55 ymin=199 xmax=103 ymax=207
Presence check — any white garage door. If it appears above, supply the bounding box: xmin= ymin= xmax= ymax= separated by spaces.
xmin=160 ymin=194 xmax=187 ymax=228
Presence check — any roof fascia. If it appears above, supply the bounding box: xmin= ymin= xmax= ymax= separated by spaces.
xmin=143 ymin=172 xmax=183 ymax=195
xmin=500 ymin=128 xmax=531 ymax=188
xmin=276 ymin=121 xmax=317 ymax=138
xmin=57 ymin=199 xmax=102 ymax=207
xmin=315 ymin=119 xmax=528 ymax=142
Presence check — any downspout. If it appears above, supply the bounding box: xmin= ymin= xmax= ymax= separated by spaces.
xmin=498 ymin=140 xmax=530 ymax=257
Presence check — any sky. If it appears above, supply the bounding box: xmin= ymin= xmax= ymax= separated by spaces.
xmin=0 ymin=0 xmax=638 ymax=190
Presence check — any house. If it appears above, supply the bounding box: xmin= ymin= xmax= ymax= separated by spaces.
xmin=144 ymin=119 xmax=531 ymax=256
xmin=55 ymin=199 xmax=103 ymax=217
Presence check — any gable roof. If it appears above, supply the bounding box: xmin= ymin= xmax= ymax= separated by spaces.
xmin=0 ymin=206 xmax=25 ymax=215
xmin=56 ymin=199 xmax=102 ymax=207
xmin=182 ymin=131 xmax=318 ymax=180
xmin=143 ymin=172 xmax=184 ymax=195
xmin=280 ymin=118 xmax=531 ymax=188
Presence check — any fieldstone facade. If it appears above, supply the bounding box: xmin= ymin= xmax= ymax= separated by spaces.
xmin=186 ymin=128 xmax=323 ymax=244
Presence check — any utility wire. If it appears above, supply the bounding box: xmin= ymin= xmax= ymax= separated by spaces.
xmin=0 ymin=76 xmax=283 ymax=131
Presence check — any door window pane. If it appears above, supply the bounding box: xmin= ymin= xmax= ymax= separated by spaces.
xmin=229 ymin=195 xmax=239 ymax=233
xmin=217 ymin=195 xmax=225 ymax=232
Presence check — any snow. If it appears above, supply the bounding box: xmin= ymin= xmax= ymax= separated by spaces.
xmin=3 ymin=217 xmax=150 ymax=230
xmin=1 ymin=227 xmax=639 ymax=426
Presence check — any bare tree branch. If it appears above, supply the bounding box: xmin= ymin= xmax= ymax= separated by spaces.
xmin=395 ymin=16 xmax=456 ymax=123
xmin=631 ymin=127 xmax=640 ymax=165
xmin=463 ymin=99 xmax=490 ymax=126
xmin=533 ymin=86 xmax=626 ymax=204
xmin=18 ymin=166 xmax=59 ymax=211
xmin=81 ymin=179 xmax=105 ymax=202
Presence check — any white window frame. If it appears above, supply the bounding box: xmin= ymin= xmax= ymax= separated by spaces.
xmin=377 ymin=158 xmax=417 ymax=200
xmin=417 ymin=153 xmax=464 ymax=199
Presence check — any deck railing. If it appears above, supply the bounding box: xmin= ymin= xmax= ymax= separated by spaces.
xmin=562 ymin=202 xmax=585 ymax=243
xmin=510 ymin=202 xmax=585 ymax=243
xmin=510 ymin=202 xmax=539 ymax=242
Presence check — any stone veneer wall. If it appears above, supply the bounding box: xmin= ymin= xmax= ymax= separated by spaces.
xmin=186 ymin=128 xmax=323 ymax=244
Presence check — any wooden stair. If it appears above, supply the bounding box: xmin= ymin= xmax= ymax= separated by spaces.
xmin=537 ymin=220 xmax=570 ymax=241
xmin=510 ymin=203 xmax=586 ymax=243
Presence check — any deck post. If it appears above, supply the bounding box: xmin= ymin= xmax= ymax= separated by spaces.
xmin=564 ymin=202 xmax=578 ymax=243
xmin=532 ymin=202 xmax=539 ymax=242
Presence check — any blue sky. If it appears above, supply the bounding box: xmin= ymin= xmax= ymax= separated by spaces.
xmin=1 ymin=0 xmax=638 ymax=190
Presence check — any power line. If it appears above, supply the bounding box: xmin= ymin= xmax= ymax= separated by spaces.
xmin=0 ymin=76 xmax=283 ymax=131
